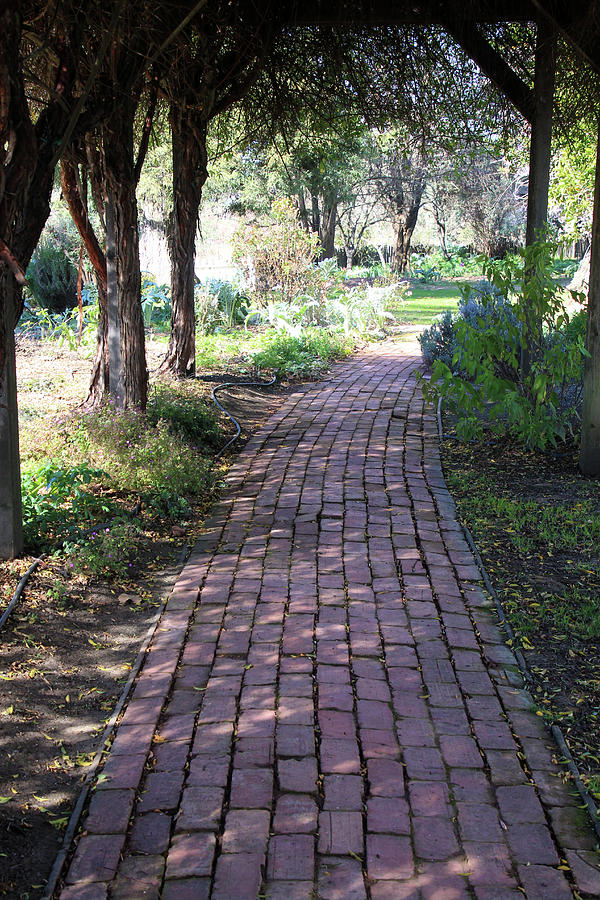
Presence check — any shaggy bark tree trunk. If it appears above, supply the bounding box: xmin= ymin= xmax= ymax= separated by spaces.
xmin=391 ymin=184 xmax=424 ymax=273
xmin=319 ymin=201 xmax=338 ymax=259
xmin=0 ymin=274 xmax=23 ymax=558
xmin=579 ymin=123 xmax=600 ymax=475
xmin=162 ymin=105 xmax=209 ymax=378
xmin=60 ymin=158 xmax=110 ymax=405
xmin=103 ymin=106 xmax=147 ymax=409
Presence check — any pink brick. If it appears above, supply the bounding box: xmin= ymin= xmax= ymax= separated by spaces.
xmin=230 ymin=768 xmax=273 ymax=808
xmin=320 ymin=738 xmax=361 ymax=774
xmin=129 ymin=812 xmax=172 ymax=854
xmin=318 ymin=810 xmax=363 ymax=854
xmin=408 ymin=781 xmax=450 ymax=817
xmin=413 ymin=817 xmax=459 ymax=860
xmin=176 ymin=786 xmax=224 ymax=831
xmin=84 ymin=789 xmax=134 ymax=834
xmin=367 ymin=759 xmax=405 ymax=797
xmin=162 ymin=880 xmax=210 ymax=900
xmin=274 ymin=794 xmax=318 ymax=833
xmin=60 ymin=886 xmax=108 ymax=900
xmin=496 ymin=785 xmax=546 ymax=824
xmin=267 ymin=834 xmax=315 ymax=880
xmin=518 ymin=865 xmax=572 ymax=899
xmin=277 ymin=756 xmax=318 ymax=793
xmin=367 ymin=797 xmax=410 ymax=833
xmin=65 ymin=834 xmax=125 ymax=884
xmin=165 ymin=832 xmax=216 ymax=879
xmin=317 ymin=855 xmax=367 ymax=900
xmin=222 ymin=809 xmax=271 ymax=853
xmin=367 ymin=834 xmax=413 ymax=879
xmin=213 ymin=853 xmax=264 ymax=900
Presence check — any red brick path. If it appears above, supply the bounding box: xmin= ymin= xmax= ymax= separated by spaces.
xmin=59 ymin=342 xmax=600 ymax=899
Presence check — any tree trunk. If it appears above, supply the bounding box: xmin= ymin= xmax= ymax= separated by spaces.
xmin=319 ymin=201 xmax=338 ymax=259
xmin=86 ymin=280 xmax=109 ymax=406
xmin=579 ymin=123 xmax=600 ymax=475
xmin=162 ymin=105 xmax=209 ymax=378
xmin=103 ymin=108 xmax=147 ymax=409
xmin=0 ymin=274 xmax=23 ymax=558
xmin=391 ymin=177 xmax=425 ymax=273
xmin=60 ymin=158 xmax=110 ymax=406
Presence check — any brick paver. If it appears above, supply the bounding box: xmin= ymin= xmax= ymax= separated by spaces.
xmin=58 ymin=341 xmax=600 ymax=899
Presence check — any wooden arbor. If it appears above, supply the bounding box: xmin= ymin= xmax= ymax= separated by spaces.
xmin=2 ymin=0 xmax=600 ymax=558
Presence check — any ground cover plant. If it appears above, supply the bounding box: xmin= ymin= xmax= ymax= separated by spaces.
xmin=441 ymin=432 xmax=600 ymax=805
xmin=420 ymin=242 xmax=587 ymax=450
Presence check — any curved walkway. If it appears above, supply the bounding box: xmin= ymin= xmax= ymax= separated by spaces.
xmin=58 ymin=341 xmax=600 ymax=900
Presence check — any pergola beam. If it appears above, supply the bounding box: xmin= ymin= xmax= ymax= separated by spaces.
xmin=444 ymin=20 xmax=534 ymax=123
xmin=281 ymin=0 xmax=536 ymax=27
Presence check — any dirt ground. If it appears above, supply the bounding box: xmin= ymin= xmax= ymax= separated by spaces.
xmin=441 ymin=426 xmax=600 ymax=804
xmin=0 ymin=337 xmax=299 ymax=900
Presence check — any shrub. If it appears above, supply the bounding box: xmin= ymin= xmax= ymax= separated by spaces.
xmin=232 ymin=198 xmax=319 ymax=305
xmin=250 ymin=330 xmax=352 ymax=377
xmin=71 ymin=402 xmax=214 ymax=497
xmin=70 ymin=521 xmax=141 ymax=578
xmin=21 ymin=461 xmax=114 ymax=551
xmin=421 ymin=241 xmax=587 ymax=449
xmin=419 ymin=309 xmax=456 ymax=368
xmin=26 ymin=240 xmax=78 ymax=313
xmin=147 ymin=383 xmax=223 ymax=451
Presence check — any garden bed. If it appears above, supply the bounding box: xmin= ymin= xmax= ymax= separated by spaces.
xmin=440 ymin=423 xmax=600 ymax=807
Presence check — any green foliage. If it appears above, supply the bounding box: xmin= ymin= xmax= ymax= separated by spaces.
xmin=446 ymin=468 xmax=600 ymax=639
xmin=251 ymin=330 xmax=352 ymax=376
xmin=195 ymin=279 xmax=248 ymax=334
xmin=232 ymin=197 xmax=319 ymax=305
xmin=419 ymin=309 xmax=456 ymax=367
xmin=411 ymin=248 xmax=483 ymax=278
xmin=422 ymin=242 xmax=588 ymax=449
xmin=141 ymin=275 xmax=171 ymax=329
xmin=18 ymin=293 xmax=100 ymax=358
xmin=322 ymin=282 xmax=404 ymax=336
xmin=147 ymin=383 xmax=223 ymax=451
xmin=26 ymin=240 xmax=78 ymax=313
xmin=69 ymin=521 xmax=141 ymax=579
xmin=21 ymin=462 xmax=114 ymax=551
xmin=71 ymin=401 xmax=214 ymax=497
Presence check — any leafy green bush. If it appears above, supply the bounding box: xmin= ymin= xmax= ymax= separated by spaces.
xmin=147 ymin=383 xmax=223 ymax=451
xmin=69 ymin=521 xmax=141 ymax=578
xmin=422 ymin=241 xmax=587 ymax=449
xmin=71 ymin=402 xmax=214 ymax=497
xmin=419 ymin=309 xmax=456 ymax=368
xmin=419 ymin=280 xmax=514 ymax=370
xmin=251 ymin=330 xmax=352 ymax=377
xmin=21 ymin=461 xmax=114 ymax=551
xmin=195 ymin=280 xmax=249 ymax=334
xmin=141 ymin=275 xmax=171 ymax=329
xmin=26 ymin=240 xmax=78 ymax=313
xmin=232 ymin=198 xmax=319 ymax=305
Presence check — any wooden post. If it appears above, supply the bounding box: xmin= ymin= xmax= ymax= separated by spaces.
xmin=525 ymin=16 xmax=556 ymax=246
xmin=579 ymin=121 xmax=600 ymax=476
xmin=0 ymin=276 xmax=23 ymax=558
xmin=522 ymin=16 xmax=556 ymax=378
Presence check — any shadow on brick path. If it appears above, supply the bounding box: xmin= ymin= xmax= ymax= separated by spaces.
xmin=58 ymin=340 xmax=600 ymax=900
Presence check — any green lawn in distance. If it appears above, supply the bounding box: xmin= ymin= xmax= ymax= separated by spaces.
xmin=391 ymin=281 xmax=462 ymax=326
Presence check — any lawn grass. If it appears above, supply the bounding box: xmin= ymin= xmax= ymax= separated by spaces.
xmin=390 ymin=281 xmax=462 ymax=326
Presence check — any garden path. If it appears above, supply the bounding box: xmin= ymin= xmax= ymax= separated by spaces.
xmin=58 ymin=340 xmax=600 ymax=900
